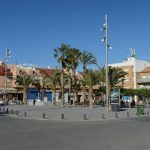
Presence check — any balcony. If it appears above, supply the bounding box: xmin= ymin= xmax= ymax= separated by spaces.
xmin=137 ymin=78 xmax=150 ymax=84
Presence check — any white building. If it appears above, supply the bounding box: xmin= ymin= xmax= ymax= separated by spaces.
xmin=109 ymin=55 xmax=150 ymax=89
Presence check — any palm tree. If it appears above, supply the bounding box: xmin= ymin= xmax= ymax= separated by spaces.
xmin=99 ymin=66 xmax=127 ymax=105
xmin=47 ymin=68 xmax=61 ymax=107
xmin=31 ymin=77 xmax=41 ymax=99
xmin=108 ymin=66 xmax=127 ymax=92
xmin=15 ymin=72 xmax=33 ymax=105
xmin=95 ymin=67 xmax=106 ymax=103
xmin=95 ymin=66 xmax=127 ymax=106
xmin=84 ymin=70 xmax=98 ymax=109
xmin=65 ymin=48 xmax=81 ymax=105
xmin=54 ymin=43 xmax=70 ymax=107
xmin=40 ymin=76 xmax=55 ymax=101
xmin=95 ymin=66 xmax=106 ymax=87
xmin=31 ymin=73 xmax=51 ymax=101
xmin=79 ymin=51 xmax=97 ymax=104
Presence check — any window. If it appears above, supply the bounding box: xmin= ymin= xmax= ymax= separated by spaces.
xmin=142 ymin=76 xmax=147 ymax=79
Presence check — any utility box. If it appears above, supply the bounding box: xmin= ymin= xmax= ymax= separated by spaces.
xmin=111 ymin=103 xmax=120 ymax=112
xmin=137 ymin=105 xmax=144 ymax=115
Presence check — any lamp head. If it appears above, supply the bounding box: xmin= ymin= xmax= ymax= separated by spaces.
xmin=108 ymin=45 xmax=112 ymax=50
xmin=101 ymin=37 xmax=106 ymax=43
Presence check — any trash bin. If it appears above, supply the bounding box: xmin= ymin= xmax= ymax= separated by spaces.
xmin=111 ymin=103 xmax=120 ymax=112
xmin=136 ymin=105 xmax=144 ymax=115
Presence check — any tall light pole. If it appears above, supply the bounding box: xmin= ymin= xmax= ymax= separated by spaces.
xmin=4 ymin=48 xmax=11 ymax=99
xmin=101 ymin=14 xmax=112 ymax=110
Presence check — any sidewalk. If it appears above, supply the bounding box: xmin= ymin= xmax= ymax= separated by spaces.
xmin=1 ymin=103 xmax=149 ymax=121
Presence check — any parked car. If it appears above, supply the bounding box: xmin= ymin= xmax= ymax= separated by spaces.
xmin=0 ymin=100 xmax=5 ymax=106
xmin=8 ymin=100 xmax=18 ymax=105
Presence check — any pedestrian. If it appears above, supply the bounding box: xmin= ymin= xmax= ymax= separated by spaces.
xmin=33 ymin=99 xmax=36 ymax=105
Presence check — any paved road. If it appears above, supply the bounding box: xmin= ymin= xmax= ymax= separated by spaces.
xmin=0 ymin=116 xmax=150 ymax=150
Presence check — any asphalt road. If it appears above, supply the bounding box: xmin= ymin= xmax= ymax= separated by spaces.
xmin=0 ymin=116 xmax=150 ymax=150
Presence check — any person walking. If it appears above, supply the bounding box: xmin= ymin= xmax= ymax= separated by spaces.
xmin=33 ymin=99 xmax=36 ymax=105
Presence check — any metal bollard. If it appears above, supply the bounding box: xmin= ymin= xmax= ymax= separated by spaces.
xmin=16 ymin=110 xmax=19 ymax=116
xmin=6 ymin=108 xmax=9 ymax=114
xmin=0 ymin=107 xmax=1 ymax=112
xmin=101 ymin=113 xmax=105 ymax=119
xmin=24 ymin=112 xmax=27 ymax=117
xmin=11 ymin=109 xmax=14 ymax=115
xmin=115 ymin=112 xmax=119 ymax=118
xmin=147 ymin=110 xmax=149 ymax=116
xmin=83 ymin=113 xmax=87 ymax=120
xmin=61 ymin=113 xmax=64 ymax=119
xmin=127 ymin=111 xmax=130 ymax=118
xmin=42 ymin=113 xmax=45 ymax=119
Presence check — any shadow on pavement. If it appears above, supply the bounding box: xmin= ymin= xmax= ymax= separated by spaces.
xmin=0 ymin=112 xmax=6 ymax=116
xmin=119 ymin=108 xmax=128 ymax=111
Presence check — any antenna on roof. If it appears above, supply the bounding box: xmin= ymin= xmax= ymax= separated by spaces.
xmin=130 ymin=48 xmax=136 ymax=57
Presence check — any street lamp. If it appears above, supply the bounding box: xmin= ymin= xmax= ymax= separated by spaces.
xmin=101 ymin=14 xmax=112 ymax=111
xmin=4 ymin=48 xmax=11 ymax=99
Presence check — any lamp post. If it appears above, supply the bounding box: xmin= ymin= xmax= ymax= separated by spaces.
xmin=101 ymin=14 xmax=112 ymax=111
xmin=4 ymin=48 xmax=11 ymax=99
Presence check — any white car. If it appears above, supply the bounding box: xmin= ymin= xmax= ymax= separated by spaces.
xmin=0 ymin=100 xmax=5 ymax=106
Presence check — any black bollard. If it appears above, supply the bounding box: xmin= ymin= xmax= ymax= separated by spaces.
xmin=42 ymin=113 xmax=45 ymax=119
xmin=6 ymin=108 xmax=9 ymax=114
xmin=101 ymin=113 xmax=105 ymax=119
xmin=115 ymin=112 xmax=119 ymax=118
xmin=24 ymin=112 xmax=27 ymax=117
xmin=0 ymin=107 xmax=1 ymax=112
xmin=61 ymin=113 xmax=64 ymax=119
xmin=127 ymin=111 xmax=130 ymax=117
xmin=16 ymin=110 xmax=19 ymax=116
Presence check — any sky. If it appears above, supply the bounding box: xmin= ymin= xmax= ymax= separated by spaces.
xmin=0 ymin=0 xmax=150 ymax=70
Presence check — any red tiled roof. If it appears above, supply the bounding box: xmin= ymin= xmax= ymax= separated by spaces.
xmin=140 ymin=66 xmax=150 ymax=73
xmin=36 ymin=68 xmax=54 ymax=76
xmin=0 ymin=65 xmax=13 ymax=76
xmin=36 ymin=68 xmax=83 ymax=78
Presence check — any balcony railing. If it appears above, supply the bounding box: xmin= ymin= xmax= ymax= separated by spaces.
xmin=137 ymin=78 xmax=150 ymax=83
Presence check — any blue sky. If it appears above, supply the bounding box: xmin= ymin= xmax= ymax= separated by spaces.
xmin=0 ymin=0 xmax=150 ymax=70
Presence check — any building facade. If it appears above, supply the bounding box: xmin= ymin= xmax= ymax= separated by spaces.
xmin=109 ymin=56 xmax=150 ymax=89
xmin=137 ymin=66 xmax=150 ymax=89
xmin=0 ymin=62 xmax=54 ymax=102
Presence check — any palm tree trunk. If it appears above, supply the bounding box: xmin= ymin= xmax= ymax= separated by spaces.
xmin=109 ymin=87 xmax=112 ymax=108
xmin=61 ymin=69 xmax=64 ymax=108
xmin=61 ymin=87 xmax=64 ymax=107
xmin=75 ymin=92 xmax=78 ymax=104
xmin=41 ymin=88 xmax=44 ymax=101
xmin=52 ymin=90 xmax=56 ymax=107
xmin=83 ymin=86 xmax=86 ymax=104
xmin=82 ymin=66 xmax=86 ymax=105
xmin=89 ymin=88 xmax=93 ymax=109
xmin=68 ymin=77 xmax=71 ymax=103
xmin=72 ymin=69 xmax=76 ymax=106
xmin=23 ymin=87 xmax=28 ymax=105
